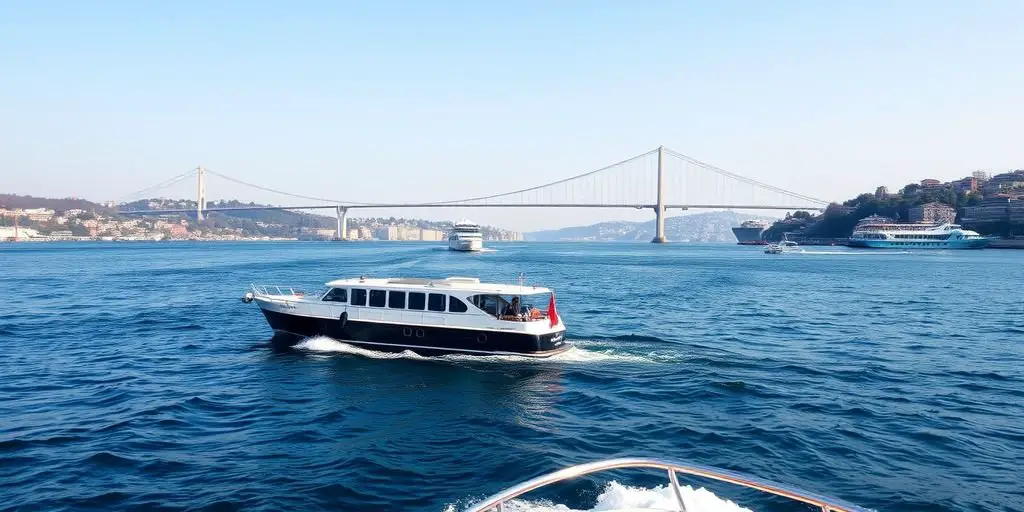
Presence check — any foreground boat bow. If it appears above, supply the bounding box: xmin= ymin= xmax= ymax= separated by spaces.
xmin=465 ymin=458 xmax=869 ymax=512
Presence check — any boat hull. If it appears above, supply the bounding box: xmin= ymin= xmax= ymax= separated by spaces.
xmin=448 ymin=239 xmax=483 ymax=251
xmin=732 ymin=226 xmax=766 ymax=244
xmin=847 ymin=238 xmax=989 ymax=249
xmin=260 ymin=308 xmax=569 ymax=357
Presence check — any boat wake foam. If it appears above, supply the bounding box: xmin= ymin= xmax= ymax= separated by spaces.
xmin=447 ymin=481 xmax=753 ymax=511
xmin=798 ymin=250 xmax=912 ymax=255
xmin=292 ymin=337 xmax=667 ymax=364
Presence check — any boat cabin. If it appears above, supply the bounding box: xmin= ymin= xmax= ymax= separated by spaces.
xmin=286 ymin=276 xmax=559 ymax=328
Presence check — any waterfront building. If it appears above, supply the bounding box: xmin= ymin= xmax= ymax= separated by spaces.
xmin=920 ymin=178 xmax=942 ymax=188
xmin=348 ymin=229 xmax=360 ymax=240
xmin=358 ymin=227 xmax=373 ymax=240
xmin=981 ymin=170 xmax=1024 ymax=195
xmin=169 ymin=224 xmax=189 ymax=238
xmin=961 ymin=196 xmax=1024 ymax=224
xmin=909 ymin=202 xmax=956 ymax=224
xmin=23 ymin=208 xmax=55 ymax=222
xmin=419 ymin=229 xmax=444 ymax=241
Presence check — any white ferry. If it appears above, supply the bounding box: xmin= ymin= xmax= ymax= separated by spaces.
xmin=848 ymin=222 xmax=989 ymax=249
xmin=764 ymin=240 xmax=800 ymax=254
xmin=448 ymin=219 xmax=483 ymax=251
xmin=242 ymin=276 xmax=568 ymax=357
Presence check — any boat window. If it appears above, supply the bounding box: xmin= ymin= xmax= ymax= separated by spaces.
xmin=389 ymin=291 xmax=406 ymax=309
xmin=427 ymin=293 xmax=446 ymax=312
xmin=469 ymin=294 xmax=510 ymax=316
xmin=448 ymin=296 xmax=468 ymax=313
xmin=322 ymin=288 xmax=348 ymax=302
xmin=369 ymin=289 xmax=386 ymax=307
xmin=351 ymin=288 xmax=367 ymax=306
xmin=408 ymin=292 xmax=426 ymax=310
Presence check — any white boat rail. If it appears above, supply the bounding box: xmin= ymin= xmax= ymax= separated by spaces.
xmin=249 ymin=284 xmax=314 ymax=297
xmin=464 ymin=458 xmax=869 ymax=512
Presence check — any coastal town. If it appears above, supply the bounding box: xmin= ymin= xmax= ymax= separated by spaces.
xmin=0 ymin=201 xmax=524 ymax=243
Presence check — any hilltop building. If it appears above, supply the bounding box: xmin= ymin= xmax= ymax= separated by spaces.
xmin=961 ymin=196 xmax=1024 ymax=224
xmin=908 ymin=202 xmax=956 ymax=224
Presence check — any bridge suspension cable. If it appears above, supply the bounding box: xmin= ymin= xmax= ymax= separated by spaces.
xmin=663 ymin=148 xmax=829 ymax=206
xmin=117 ymin=168 xmax=197 ymax=202
xmin=203 ymin=169 xmax=379 ymax=206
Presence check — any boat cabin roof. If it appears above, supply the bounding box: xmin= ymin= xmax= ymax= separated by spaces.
xmin=324 ymin=276 xmax=553 ymax=295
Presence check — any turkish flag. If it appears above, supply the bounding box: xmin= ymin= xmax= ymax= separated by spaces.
xmin=547 ymin=293 xmax=559 ymax=327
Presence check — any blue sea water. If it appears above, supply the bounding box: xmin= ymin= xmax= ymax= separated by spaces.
xmin=1 ymin=242 xmax=1021 ymax=512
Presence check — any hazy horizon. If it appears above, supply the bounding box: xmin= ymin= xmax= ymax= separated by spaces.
xmin=3 ymin=1 xmax=1021 ymax=230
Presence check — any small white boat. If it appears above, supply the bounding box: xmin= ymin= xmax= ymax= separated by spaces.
xmin=242 ymin=275 xmax=568 ymax=358
xmin=465 ymin=458 xmax=869 ymax=512
xmin=765 ymin=240 xmax=800 ymax=254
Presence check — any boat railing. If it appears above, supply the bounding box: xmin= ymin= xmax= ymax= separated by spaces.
xmin=250 ymin=284 xmax=313 ymax=298
xmin=464 ymin=458 xmax=869 ymax=512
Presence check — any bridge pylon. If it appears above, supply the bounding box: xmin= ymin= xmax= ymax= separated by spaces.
xmin=196 ymin=166 xmax=206 ymax=221
xmin=336 ymin=206 xmax=348 ymax=240
xmin=651 ymin=146 xmax=667 ymax=243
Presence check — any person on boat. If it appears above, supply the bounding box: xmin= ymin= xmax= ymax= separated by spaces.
xmin=503 ymin=297 xmax=522 ymax=319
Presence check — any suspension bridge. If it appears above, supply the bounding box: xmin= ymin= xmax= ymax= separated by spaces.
xmin=117 ymin=146 xmax=830 ymax=242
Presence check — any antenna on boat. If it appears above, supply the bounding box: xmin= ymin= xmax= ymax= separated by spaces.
xmin=517 ymin=272 xmax=525 ymax=316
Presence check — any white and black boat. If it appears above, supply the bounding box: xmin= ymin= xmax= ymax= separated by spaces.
xmin=243 ymin=276 xmax=568 ymax=357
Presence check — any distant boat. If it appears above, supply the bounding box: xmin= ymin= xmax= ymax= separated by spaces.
xmin=448 ymin=219 xmax=483 ymax=252
xmin=848 ymin=222 xmax=989 ymax=249
xmin=764 ymin=239 xmax=800 ymax=254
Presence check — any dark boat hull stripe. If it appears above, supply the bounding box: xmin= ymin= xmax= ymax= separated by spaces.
xmin=260 ymin=309 xmax=568 ymax=357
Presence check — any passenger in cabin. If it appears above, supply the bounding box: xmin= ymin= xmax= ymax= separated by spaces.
xmin=503 ymin=297 xmax=521 ymax=320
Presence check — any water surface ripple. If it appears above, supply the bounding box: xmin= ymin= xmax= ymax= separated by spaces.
xmin=1 ymin=242 xmax=1021 ymax=511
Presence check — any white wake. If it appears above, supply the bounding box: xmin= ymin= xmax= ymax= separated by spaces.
xmin=446 ymin=481 xmax=753 ymax=511
xmin=292 ymin=337 xmax=674 ymax=364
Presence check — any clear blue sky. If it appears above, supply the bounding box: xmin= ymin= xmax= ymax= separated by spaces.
xmin=2 ymin=1 xmax=1022 ymax=230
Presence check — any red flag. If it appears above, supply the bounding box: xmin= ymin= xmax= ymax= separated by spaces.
xmin=547 ymin=293 xmax=559 ymax=327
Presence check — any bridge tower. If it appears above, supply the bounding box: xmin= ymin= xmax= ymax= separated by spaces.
xmin=651 ymin=145 xmax=667 ymax=243
xmin=336 ymin=206 xmax=348 ymax=241
xmin=196 ymin=166 xmax=207 ymax=221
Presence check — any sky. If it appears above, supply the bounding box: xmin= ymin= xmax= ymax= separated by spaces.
xmin=2 ymin=1 xmax=1022 ymax=230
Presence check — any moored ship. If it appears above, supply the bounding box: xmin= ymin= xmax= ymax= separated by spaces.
xmin=731 ymin=219 xmax=769 ymax=245
xmin=448 ymin=219 xmax=484 ymax=251
xmin=848 ymin=221 xmax=989 ymax=249
xmin=243 ymin=276 xmax=568 ymax=357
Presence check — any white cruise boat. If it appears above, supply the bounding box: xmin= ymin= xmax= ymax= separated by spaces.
xmin=242 ymin=276 xmax=568 ymax=357
xmin=465 ymin=458 xmax=869 ymax=512
xmin=764 ymin=240 xmax=800 ymax=254
xmin=848 ymin=222 xmax=989 ymax=249
xmin=448 ymin=219 xmax=484 ymax=251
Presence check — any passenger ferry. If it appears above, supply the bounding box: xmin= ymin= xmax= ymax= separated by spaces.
xmin=448 ymin=219 xmax=483 ymax=251
xmin=764 ymin=239 xmax=800 ymax=254
xmin=242 ymin=276 xmax=568 ymax=357
xmin=848 ymin=222 xmax=989 ymax=249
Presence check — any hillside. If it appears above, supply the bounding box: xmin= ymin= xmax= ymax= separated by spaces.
xmin=0 ymin=194 xmax=113 ymax=213
xmin=526 ymin=211 xmax=774 ymax=242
